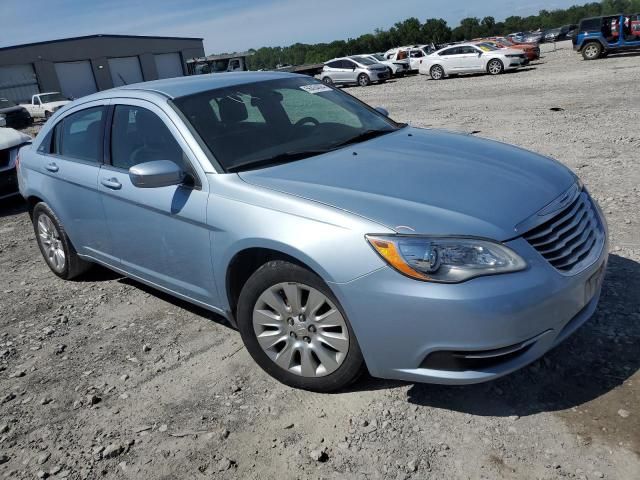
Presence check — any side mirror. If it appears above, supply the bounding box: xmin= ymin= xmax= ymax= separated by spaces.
xmin=374 ymin=106 xmax=389 ymax=117
xmin=129 ymin=160 xmax=184 ymax=188
xmin=478 ymin=52 xmax=483 ymax=57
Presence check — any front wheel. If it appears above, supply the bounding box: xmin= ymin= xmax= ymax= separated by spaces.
xmin=357 ymin=73 xmax=371 ymax=87
xmin=237 ymin=260 xmax=364 ymax=392
xmin=487 ymin=59 xmax=504 ymax=75
xmin=582 ymin=42 xmax=603 ymax=60
xmin=44 ymin=111 xmax=52 ymax=120
xmin=321 ymin=76 xmax=334 ymax=85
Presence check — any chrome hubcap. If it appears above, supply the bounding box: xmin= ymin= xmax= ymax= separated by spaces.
xmin=37 ymin=214 xmax=65 ymax=272
xmin=432 ymin=67 xmax=442 ymax=79
xmin=585 ymin=45 xmax=598 ymax=58
xmin=252 ymin=282 xmax=349 ymax=377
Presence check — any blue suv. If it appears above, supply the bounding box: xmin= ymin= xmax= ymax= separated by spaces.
xmin=574 ymin=13 xmax=640 ymax=59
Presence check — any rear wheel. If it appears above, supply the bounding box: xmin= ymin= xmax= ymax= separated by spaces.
xmin=237 ymin=260 xmax=364 ymax=392
xmin=32 ymin=203 xmax=91 ymax=280
xmin=487 ymin=59 xmax=504 ymax=75
xmin=44 ymin=111 xmax=52 ymax=120
xmin=357 ymin=73 xmax=371 ymax=87
xmin=582 ymin=42 xmax=602 ymax=60
xmin=430 ymin=65 xmax=444 ymax=80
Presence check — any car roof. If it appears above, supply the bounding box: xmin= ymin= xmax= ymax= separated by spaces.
xmin=106 ymin=71 xmax=300 ymax=99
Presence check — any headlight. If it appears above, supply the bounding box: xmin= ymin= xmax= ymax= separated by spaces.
xmin=366 ymin=235 xmax=527 ymax=283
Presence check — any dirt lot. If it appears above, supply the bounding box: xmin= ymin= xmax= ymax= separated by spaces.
xmin=1 ymin=41 xmax=639 ymax=479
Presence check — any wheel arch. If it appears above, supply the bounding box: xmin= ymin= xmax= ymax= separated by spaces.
xmin=223 ymin=244 xmax=331 ymax=322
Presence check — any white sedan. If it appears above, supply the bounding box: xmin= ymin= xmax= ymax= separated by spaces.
xmin=418 ymin=43 xmax=528 ymax=80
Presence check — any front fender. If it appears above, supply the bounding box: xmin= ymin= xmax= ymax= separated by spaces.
xmin=206 ymin=174 xmax=390 ymax=311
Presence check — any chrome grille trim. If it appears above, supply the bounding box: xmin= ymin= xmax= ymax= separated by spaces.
xmin=523 ymin=190 xmax=604 ymax=275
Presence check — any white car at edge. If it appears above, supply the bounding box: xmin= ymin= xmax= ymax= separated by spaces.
xmin=19 ymin=92 xmax=71 ymax=120
xmin=419 ymin=42 xmax=528 ymax=80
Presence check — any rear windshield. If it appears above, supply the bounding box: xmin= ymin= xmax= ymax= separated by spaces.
xmin=580 ymin=18 xmax=602 ymax=31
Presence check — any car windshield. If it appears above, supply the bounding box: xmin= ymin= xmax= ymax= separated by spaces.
xmin=0 ymin=98 xmax=17 ymax=108
xmin=351 ymin=56 xmax=376 ymax=65
xmin=39 ymin=93 xmax=68 ymax=102
xmin=172 ymin=77 xmax=401 ymax=172
xmin=371 ymin=54 xmax=385 ymax=61
xmin=477 ymin=44 xmax=498 ymax=51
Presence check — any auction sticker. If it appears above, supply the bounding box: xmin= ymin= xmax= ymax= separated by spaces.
xmin=300 ymin=84 xmax=333 ymax=94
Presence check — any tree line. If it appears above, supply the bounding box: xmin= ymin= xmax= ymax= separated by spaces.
xmin=244 ymin=0 xmax=640 ymax=69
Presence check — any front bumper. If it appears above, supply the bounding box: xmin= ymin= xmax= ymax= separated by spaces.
xmin=331 ymin=236 xmax=608 ymax=384
xmin=371 ymin=70 xmax=390 ymax=81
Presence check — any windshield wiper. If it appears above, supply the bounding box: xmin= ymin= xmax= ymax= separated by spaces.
xmin=227 ymin=149 xmax=330 ymax=172
xmin=331 ymin=129 xmax=394 ymax=149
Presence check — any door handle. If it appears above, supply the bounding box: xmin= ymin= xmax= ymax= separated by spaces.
xmin=101 ymin=177 xmax=122 ymax=190
xmin=45 ymin=162 xmax=59 ymax=173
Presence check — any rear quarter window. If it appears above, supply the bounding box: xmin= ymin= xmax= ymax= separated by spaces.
xmin=580 ymin=18 xmax=602 ymax=32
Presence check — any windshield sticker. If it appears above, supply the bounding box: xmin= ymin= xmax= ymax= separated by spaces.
xmin=300 ymin=84 xmax=333 ymax=94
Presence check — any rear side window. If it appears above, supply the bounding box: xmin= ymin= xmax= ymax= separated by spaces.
xmin=326 ymin=61 xmax=341 ymax=68
xmin=54 ymin=106 xmax=105 ymax=163
xmin=110 ymin=105 xmax=189 ymax=172
xmin=439 ymin=47 xmax=459 ymax=56
xmin=580 ymin=18 xmax=602 ymax=31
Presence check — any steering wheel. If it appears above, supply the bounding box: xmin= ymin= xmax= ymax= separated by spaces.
xmin=294 ymin=117 xmax=320 ymax=127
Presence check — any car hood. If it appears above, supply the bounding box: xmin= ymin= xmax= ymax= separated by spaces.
xmin=0 ymin=127 xmax=31 ymax=150
xmin=238 ymin=127 xmax=575 ymax=240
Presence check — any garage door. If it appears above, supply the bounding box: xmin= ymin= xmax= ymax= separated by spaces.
xmin=54 ymin=61 xmax=97 ymax=99
xmin=108 ymin=56 xmax=143 ymax=87
xmin=0 ymin=64 xmax=39 ymax=103
xmin=154 ymin=53 xmax=184 ymax=79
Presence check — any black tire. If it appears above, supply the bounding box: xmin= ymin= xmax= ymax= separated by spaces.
xmin=237 ymin=260 xmax=365 ymax=392
xmin=44 ymin=111 xmax=52 ymax=120
xmin=32 ymin=202 xmax=91 ymax=280
xmin=487 ymin=58 xmax=504 ymax=75
xmin=430 ymin=65 xmax=445 ymax=80
xmin=321 ymin=76 xmax=334 ymax=85
xmin=582 ymin=42 xmax=602 ymax=60
xmin=357 ymin=73 xmax=371 ymax=87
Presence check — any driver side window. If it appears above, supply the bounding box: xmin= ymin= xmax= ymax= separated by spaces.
xmin=110 ymin=105 xmax=187 ymax=172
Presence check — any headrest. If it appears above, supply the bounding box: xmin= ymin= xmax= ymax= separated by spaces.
xmin=218 ymin=95 xmax=248 ymax=123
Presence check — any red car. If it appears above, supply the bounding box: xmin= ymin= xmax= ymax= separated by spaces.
xmin=482 ymin=37 xmax=540 ymax=61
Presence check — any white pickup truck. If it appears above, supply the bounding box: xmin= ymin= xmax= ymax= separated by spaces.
xmin=20 ymin=92 xmax=70 ymax=120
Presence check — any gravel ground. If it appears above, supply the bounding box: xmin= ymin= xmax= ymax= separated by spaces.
xmin=1 ymin=41 xmax=639 ymax=479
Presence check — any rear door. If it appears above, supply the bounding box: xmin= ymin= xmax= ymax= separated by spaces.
xmin=98 ymin=99 xmax=216 ymax=305
xmin=34 ymin=102 xmax=112 ymax=262
xmin=437 ymin=47 xmax=461 ymax=72
xmin=622 ymin=14 xmax=640 ymax=46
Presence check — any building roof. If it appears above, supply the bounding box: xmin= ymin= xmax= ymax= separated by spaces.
xmin=117 ymin=71 xmax=299 ymax=98
xmin=0 ymin=34 xmax=203 ymax=52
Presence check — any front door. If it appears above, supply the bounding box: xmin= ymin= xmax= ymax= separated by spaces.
xmin=98 ymin=100 xmax=217 ymax=306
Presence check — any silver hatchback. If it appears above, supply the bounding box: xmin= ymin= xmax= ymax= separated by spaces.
xmin=320 ymin=56 xmax=390 ymax=87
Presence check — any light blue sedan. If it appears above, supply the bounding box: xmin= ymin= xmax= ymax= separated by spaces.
xmin=17 ymin=72 xmax=608 ymax=392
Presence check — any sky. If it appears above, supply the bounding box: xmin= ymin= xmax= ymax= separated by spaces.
xmin=2 ymin=0 xmax=582 ymax=53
